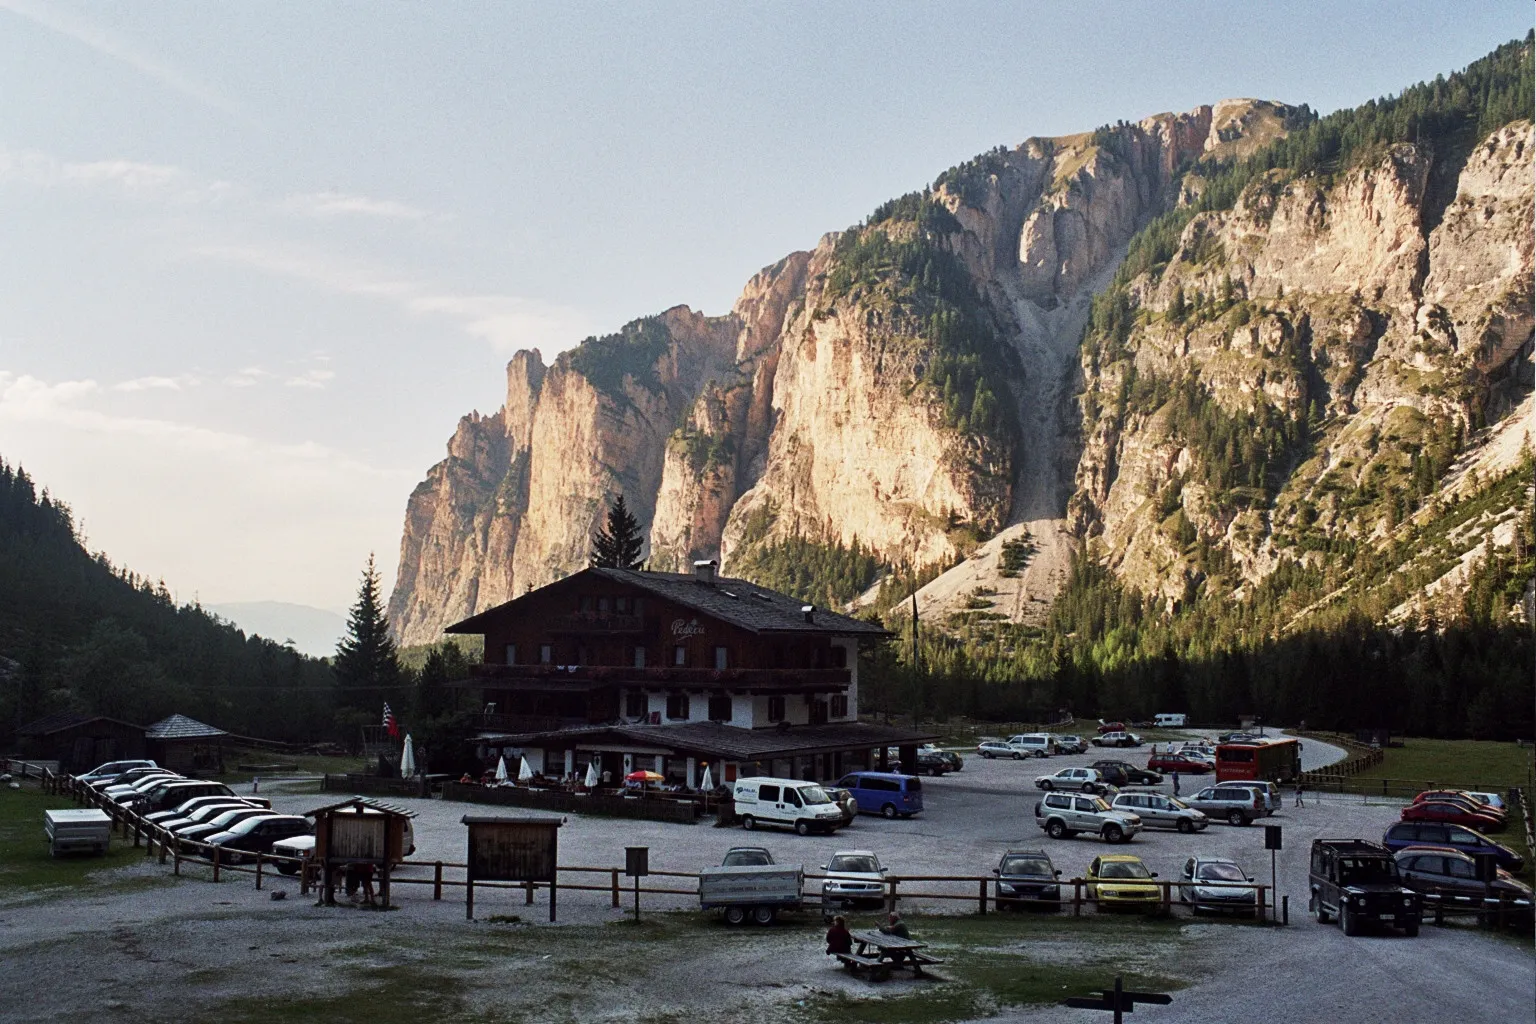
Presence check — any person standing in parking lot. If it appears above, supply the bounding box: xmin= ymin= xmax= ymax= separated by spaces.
xmin=1171 ymin=771 xmax=1180 ymax=797
xmin=1294 ymin=779 xmax=1304 ymax=807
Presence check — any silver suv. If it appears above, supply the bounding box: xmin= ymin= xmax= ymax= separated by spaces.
xmin=1035 ymin=792 xmax=1141 ymax=843
xmin=1034 ymin=767 xmax=1110 ymax=794
xmin=1111 ymin=791 xmax=1208 ymax=833
xmin=1185 ymin=785 xmax=1265 ymax=826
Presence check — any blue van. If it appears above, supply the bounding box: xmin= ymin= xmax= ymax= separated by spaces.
xmin=835 ymin=772 xmax=924 ymax=819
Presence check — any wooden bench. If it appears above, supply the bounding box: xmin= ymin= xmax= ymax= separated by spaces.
xmin=836 ymin=952 xmax=893 ymax=980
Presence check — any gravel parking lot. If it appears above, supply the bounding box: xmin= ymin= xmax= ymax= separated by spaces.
xmin=0 ymin=732 xmax=1529 ymax=1024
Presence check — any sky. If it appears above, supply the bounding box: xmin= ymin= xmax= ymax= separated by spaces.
xmin=0 ymin=2 xmax=1529 ymax=616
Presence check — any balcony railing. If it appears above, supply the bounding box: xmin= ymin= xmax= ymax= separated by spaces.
xmin=470 ymin=713 xmax=576 ymax=733
xmin=470 ymin=664 xmax=851 ymax=688
xmin=545 ymin=613 xmax=645 ymax=634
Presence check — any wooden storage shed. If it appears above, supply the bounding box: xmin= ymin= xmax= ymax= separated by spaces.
xmin=144 ymin=714 xmax=227 ymax=774
xmin=305 ymin=797 xmax=417 ymax=907
xmin=14 ymin=713 xmax=146 ymax=774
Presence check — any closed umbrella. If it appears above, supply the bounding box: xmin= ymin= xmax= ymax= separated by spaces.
xmin=400 ymin=734 xmax=416 ymax=778
xmin=494 ymin=755 xmax=509 ymax=783
xmin=584 ymin=761 xmax=600 ymax=788
xmin=518 ymin=756 xmax=534 ymax=782
xmin=699 ymin=765 xmax=714 ymax=791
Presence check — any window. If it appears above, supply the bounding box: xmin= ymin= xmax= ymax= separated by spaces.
xmin=673 ymin=645 xmax=687 ymax=666
xmin=539 ymin=644 xmax=553 ymax=664
xmin=714 ymin=646 xmax=728 ymax=669
xmin=625 ymin=691 xmax=646 ymax=718
xmin=633 ymin=647 xmax=646 ymax=668
xmin=1445 ymin=829 xmax=1477 ymax=846
xmin=830 ymin=645 xmax=847 ymax=668
xmin=579 ymin=596 xmax=593 ymax=612
xmin=708 ymin=696 xmax=731 ymax=722
xmin=1444 ymin=858 xmax=1476 ymax=879
xmin=809 ymin=699 xmax=828 ymax=725
xmin=666 ymin=694 xmax=689 ymax=720
xmin=632 ymin=597 xmax=643 ymax=615
xmin=783 ymin=788 xmax=802 ymax=807
xmin=616 ymin=596 xmax=629 ymax=613
xmin=830 ymin=695 xmax=848 ymax=718
xmin=504 ymin=644 xmax=517 ymax=665
xmin=767 ymin=696 xmax=785 ymax=722
xmin=757 ymin=785 xmax=780 ymax=802
xmin=597 ymin=596 xmax=610 ymax=613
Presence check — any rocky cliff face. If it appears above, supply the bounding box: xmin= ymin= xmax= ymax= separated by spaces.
xmin=389 ymin=63 xmax=1532 ymax=646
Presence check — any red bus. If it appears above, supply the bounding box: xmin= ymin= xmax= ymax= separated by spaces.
xmin=1215 ymin=738 xmax=1302 ymax=784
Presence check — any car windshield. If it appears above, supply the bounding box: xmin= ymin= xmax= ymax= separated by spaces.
xmin=1100 ymin=861 xmax=1152 ymax=880
xmin=1339 ymin=858 xmax=1397 ymax=883
xmin=829 ymin=855 xmax=880 ymax=874
xmin=1000 ymin=857 xmax=1052 ymax=876
xmin=723 ymin=850 xmax=771 ymax=866
xmin=798 ymin=786 xmax=831 ymax=805
xmin=1198 ymin=863 xmax=1246 ymax=882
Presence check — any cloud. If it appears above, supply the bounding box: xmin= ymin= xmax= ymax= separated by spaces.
xmin=0 ymin=148 xmax=236 ymax=204
xmin=0 ymin=0 xmax=241 ymax=116
xmin=284 ymin=368 xmax=335 ymax=390
xmin=223 ymin=366 xmax=274 ymax=388
xmin=281 ymin=191 xmax=434 ymax=222
xmin=193 ymin=242 xmax=595 ymax=354
xmin=113 ymin=374 xmax=200 ymax=392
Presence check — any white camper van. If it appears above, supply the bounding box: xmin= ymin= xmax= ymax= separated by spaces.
xmin=1153 ymin=714 xmax=1188 ymax=728
xmin=732 ymin=777 xmax=845 ymax=835
xmin=1007 ymin=734 xmax=1057 ymax=757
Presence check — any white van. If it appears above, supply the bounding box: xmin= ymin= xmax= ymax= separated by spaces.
xmin=1154 ymin=714 xmax=1188 ymax=728
xmin=1007 ymin=734 xmax=1056 ymax=757
xmin=732 ymin=777 xmax=845 ymax=836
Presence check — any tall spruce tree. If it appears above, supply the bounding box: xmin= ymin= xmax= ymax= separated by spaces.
xmin=334 ymin=553 xmax=400 ymax=709
xmin=591 ymin=494 xmax=644 ymax=570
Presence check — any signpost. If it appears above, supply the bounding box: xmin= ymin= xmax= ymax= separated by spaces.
xmin=1265 ymin=824 xmax=1282 ymax=921
xmin=1062 ymin=976 xmax=1173 ymax=1022
xmin=462 ymin=815 xmax=563 ymax=922
xmin=626 ymin=846 xmax=649 ymax=922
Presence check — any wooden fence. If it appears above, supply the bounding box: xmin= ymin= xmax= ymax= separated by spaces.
xmin=321 ymin=774 xmax=429 ymax=798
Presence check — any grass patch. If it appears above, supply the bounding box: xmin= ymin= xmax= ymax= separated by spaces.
xmin=0 ymin=783 xmax=165 ymax=897
xmin=218 ymin=751 xmax=370 ymax=784
xmin=218 ymin=965 xmax=466 ymax=1024
xmin=1351 ymin=737 xmax=1533 ymax=790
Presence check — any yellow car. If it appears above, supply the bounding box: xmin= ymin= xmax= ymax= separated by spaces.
xmin=1086 ymin=854 xmax=1162 ymax=910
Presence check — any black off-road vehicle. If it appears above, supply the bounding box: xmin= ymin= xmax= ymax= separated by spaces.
xmin=1309 ymin=839 xmax=1422 ymax=936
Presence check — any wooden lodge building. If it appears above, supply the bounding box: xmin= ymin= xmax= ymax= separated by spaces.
xmin=445 ymin=562 xmax=935 ymax=787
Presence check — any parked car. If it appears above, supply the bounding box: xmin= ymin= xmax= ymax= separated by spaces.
xmin=1462 ymin=791 xmax=1508 ymax=813
xmin=733 ymin=777 xmax=845 ymax=835
xmin=1146 ymin=752 xmax=1212 ymax=775
xmin=1111 ymin=791 xmax=1208 ymax=833
xmin=1221 ymin=781 xmax=1280 ymax=817
xmin=133 ymin=780 xmax=236 ymax=815
xmin=1176 ymin=744 xmax=1216 ymax=763
xmin=1085 ymin=853 xmax=1161 ymax=910
xmin=820 ymin=850 xmax=887 ymax=909
xmin=272 ymin=834 xmax=315 ymax=875
xmin=1007 ymin=734 xmax=1057 ymax=758
xmin=174 ymin=808 xmax=279 ymax=849
xmin=1177 ymin=855 xmax=1257 ymax=915
xmin=1035 ymin=792 xmax=1141 ymax=843
xmin=1056 ymin=735 xmax=1088 ymax=754
xmin=1184 ymin=785 xmax=1265 ymax=826
xmin=1034 ymin=767 xmax=1110 ymax=794
xmin=920 ymin=744 xmax=963 ymax=772
xmin=1409 ymin=792 xmax=1507 ymax=829
xmin=835 ymin=772 xmax=924 ymax=819
xmin=1393 ymin=847 xmax=1534 ymax=925
xmin=823 ymin=787 xmax=859 ymax=826
xmin=1092 ymin=760 xmax=1163 ymax=787
xmin=1399 ymin=801 xmax=1503 ymax=833
xmin=1096 ymin=721 xmax=1127 ymax=734
xmin=1309 ymin=838 xmax=1422 ymax=936
xmin=993 ymin=849 xmax=1062 ymax=909
xmin=1381 ymin=822 xmax=1524 ymax=873
xmin=902 ymin=750 xmax=952 ymax=777
xmin=148 ymin=797 xmax=266 ymax=828
xmin=202 ymin=815 xmax=313 ymax=863
xmin=101 ymin=772 xmax=181 ymax=800
xmin=977 ymin=739 xmax=1034 ymax=760
xmin=157 ymin=800 xmax=262 ymax=835
xmin=1092 ymin=732 xmax=1142 ymax=748
xmin=77 ymin=760 xmax=158 ymax=785
xmin=721 ymin=846 xmax=775 ymax=867
xmin=86 ymin=765 xmax=167 ymax=790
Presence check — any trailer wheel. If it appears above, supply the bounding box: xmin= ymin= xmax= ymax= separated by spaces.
xmin=752 ymin=906 xmax=777 ymax=925
xmin=741 ymin=815 xmax=756 ymax=831
xmin=724 ymin=906 xmax=746 ymax=925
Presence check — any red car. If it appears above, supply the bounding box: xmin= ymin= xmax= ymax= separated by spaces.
xmin=1097 ymin=721 xmax=1127 ymax=734
xmin=1399 ymin=801 xmax=1503 ymax=833
xmin=1411 ymin=791 xmax=1507 ymax=827
xmin=1146 ymin=752 xmax=1213 ymax=774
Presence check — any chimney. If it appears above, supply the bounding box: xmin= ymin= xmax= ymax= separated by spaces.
xmin=801 ymin=604 xmax=815 ymax=623
xmin=693 ymin=559 xmax=718 ymax=584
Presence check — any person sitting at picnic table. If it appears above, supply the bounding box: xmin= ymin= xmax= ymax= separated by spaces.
xmin=458 ymin=773 xmax=474 ymax=785
xmin=825 ymin=915 xmax=852 ymax=956
xmin=879 ymin=912 xmax=911 ymax=964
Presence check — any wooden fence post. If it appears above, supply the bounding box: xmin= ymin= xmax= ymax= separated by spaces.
xmin=212 ymin=847 xmax=221 ymax=883
xmin=433 ymin=862 xmax=443 ymax=901
xmin=1073 ymin=880 xmax=1083 ymax=917
xmin=612 ymin=868 xmax=620 ymax=909
xmin=1161 ymin=881 xmax=1171 ymax=916
xmin=255 ymin=853 xmax=264 ymax=890
xmin=978 ymin=878 xmax=988 ymax=914
xmin=1258 ymin=885 xmax=1267 ymax=923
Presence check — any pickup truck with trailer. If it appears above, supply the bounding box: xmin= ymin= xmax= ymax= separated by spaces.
xmin=45 ymin=808 xmax=112 ymax=857
xmin=698 ymin=851 xmax=804 ymax=925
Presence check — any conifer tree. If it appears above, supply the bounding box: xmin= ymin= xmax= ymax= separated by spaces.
xmin=334 ymin=553 xmax=400 ymax=708
xmin=591 ymin=495 xmax=644 ymax=570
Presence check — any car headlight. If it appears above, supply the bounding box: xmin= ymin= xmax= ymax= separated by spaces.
xmin=1403 ymin=897 xmax=1413 ymax=906
xmin=1355 ymin=896 xmax=1366 ymax=906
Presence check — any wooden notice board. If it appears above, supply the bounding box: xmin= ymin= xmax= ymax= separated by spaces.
xmin=462 ymin=815 xmax=563 ymax=921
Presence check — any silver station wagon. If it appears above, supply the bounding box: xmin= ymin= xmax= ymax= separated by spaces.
xmin=1110 ymin=791 xmax=1209 ymax=833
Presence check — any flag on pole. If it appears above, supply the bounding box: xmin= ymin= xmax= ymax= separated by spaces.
xmin=383 ymin=702 xmax=399 ymax=739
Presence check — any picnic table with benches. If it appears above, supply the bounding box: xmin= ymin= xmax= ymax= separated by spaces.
xmin=835 ymin=929 xmax=945 ymax=981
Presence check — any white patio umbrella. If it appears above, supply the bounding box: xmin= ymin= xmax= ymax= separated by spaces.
xmin=494 ymin=755 xmax=509 ymax=783
xmin=399 ymin=734 xmax=416 ymax=778
xmin=698 ymin=764 xmax=714 ymax=791
xmin=518 ymin=756 xmax=534 ymax=782
xmin=584 ymin=761 xmax=600 ymax=788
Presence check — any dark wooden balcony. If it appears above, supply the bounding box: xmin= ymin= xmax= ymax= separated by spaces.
xmin=470 ymin=713 xmax=579 ymax=733
xmin=469 ymin=663 xmax=851 ymax=692
xmin=545 ymin=613 xmax=644 ymax=634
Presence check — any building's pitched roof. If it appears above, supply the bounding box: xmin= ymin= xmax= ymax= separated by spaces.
xmin=16 ymin=712 xmax=144 ymax=736
xmin=475 ymin=720 xmax=938 ymax=761
xmin=446 ymin=566 xmax=892 ymax=638
xmin=144 ymin=714 xmax=227 ymax=740
xmin=301 ymin=796 xmax=418 ymax=819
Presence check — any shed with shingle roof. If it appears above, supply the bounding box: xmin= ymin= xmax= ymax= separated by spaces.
xmin=145 ymin=714 xmax=228 ymax=774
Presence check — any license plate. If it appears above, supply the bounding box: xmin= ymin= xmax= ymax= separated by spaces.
xmin=1378 ymin=914 xmax=1394 ymax=921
